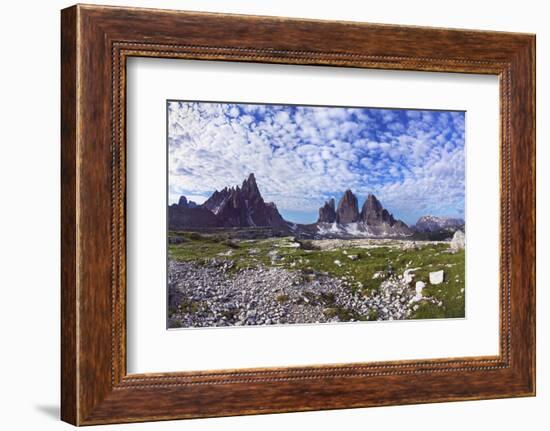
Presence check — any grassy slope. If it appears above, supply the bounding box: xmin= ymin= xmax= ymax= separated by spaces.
xmin=168 ymin=231 xmax=465 ymax=320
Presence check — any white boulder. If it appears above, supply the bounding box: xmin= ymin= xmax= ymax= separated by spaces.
xmin=429 ymin=270 xmax=445 ymax=285
xmin=450 ymin=230 xmax=465 ymax=251
xmin=403 ymin=267 xmax=420 ymax=284
xmin=403 ymin=242 xmax=417 ymax=250
xmin=412 ymin=281 xmax=426 ymax=301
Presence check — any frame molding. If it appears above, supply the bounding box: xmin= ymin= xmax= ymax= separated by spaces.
xmin=61 ymin=4 xmax=535 ymax=425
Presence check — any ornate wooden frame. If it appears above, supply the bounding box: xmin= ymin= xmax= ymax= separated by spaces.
xmin=61 ymin=4 xmax=536 ymax=425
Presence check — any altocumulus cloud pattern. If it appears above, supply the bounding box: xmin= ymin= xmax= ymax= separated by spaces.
xmin=168 ymin=101 xmax=465 ymax=225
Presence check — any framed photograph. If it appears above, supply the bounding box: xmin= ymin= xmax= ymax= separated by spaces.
xmin=61 ymin=4 xmax=536 ymax=425
xmin=165 ymin=101 xmax=467 ymax=330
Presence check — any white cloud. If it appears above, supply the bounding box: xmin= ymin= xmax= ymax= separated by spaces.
xmin=167 ymin=102 xmax=465 ymax=223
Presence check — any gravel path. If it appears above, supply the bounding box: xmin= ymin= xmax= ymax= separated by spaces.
xmin=168 ymin=259 xmax=439 ymax=328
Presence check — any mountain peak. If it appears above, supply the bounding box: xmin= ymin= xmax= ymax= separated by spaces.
xmin=336 ymin=190 xmax=359 ymax=224
xmin=317 ymin=198 xmax=337 ymax=223
xmin=177 ymin=195 xmax=198 ymax=209
xmin=365 ymin=193 xmax=383 ymax=209
xmin=191 ymin=174 xmax=289 ymax=232
xmin=361 ymin=193 xmax=394 ymax=225
xmin=241 ymin=173 xmax=260 ymax=199
xmin=243 ymin=173 xmax=257 ymax=186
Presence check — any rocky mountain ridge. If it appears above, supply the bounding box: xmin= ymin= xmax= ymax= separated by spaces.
xmin=315 ymin=190 xmax=411 ymax=238
xmin=169 ymin=173 xmax=460 ymax=239
xmin=177 ymin=195 xmax=198 ymax=208
xmin=414 ymin=215 xmax=465 ymax=233
xmin=169 ymin=173 xmax=289 ymax=233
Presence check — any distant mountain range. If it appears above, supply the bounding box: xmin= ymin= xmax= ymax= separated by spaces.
xmin=169 ymin=173 xmax=464 ymax=239
xmin=414 ymin=215 xmax=465 ymax=233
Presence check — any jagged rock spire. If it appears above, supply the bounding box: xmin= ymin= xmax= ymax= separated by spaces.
xmin=195 ymin=173 xmax=288 ymax=231
xmin=318 ymin=198 xmax=337 ymax=223
xmin=360 ymin=193 xmax=395 ymax=225
xmin=178 ymin=195 xmax=188 ymax=207
xmin=336 ymin=190 xmax=360 ymax=224
xmin=241 ymin=173 xmax=260 ymax=200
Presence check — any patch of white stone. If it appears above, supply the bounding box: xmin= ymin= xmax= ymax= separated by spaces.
xmin=429 ymin=270 xmax=445 ymax=285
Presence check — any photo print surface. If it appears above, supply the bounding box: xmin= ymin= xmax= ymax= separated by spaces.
xmin=167 ymin=101 xmax=465 ymax=329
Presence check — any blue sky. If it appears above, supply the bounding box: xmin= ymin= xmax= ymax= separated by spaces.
xmin=168 ymin=101 xmax=465 ymax=225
